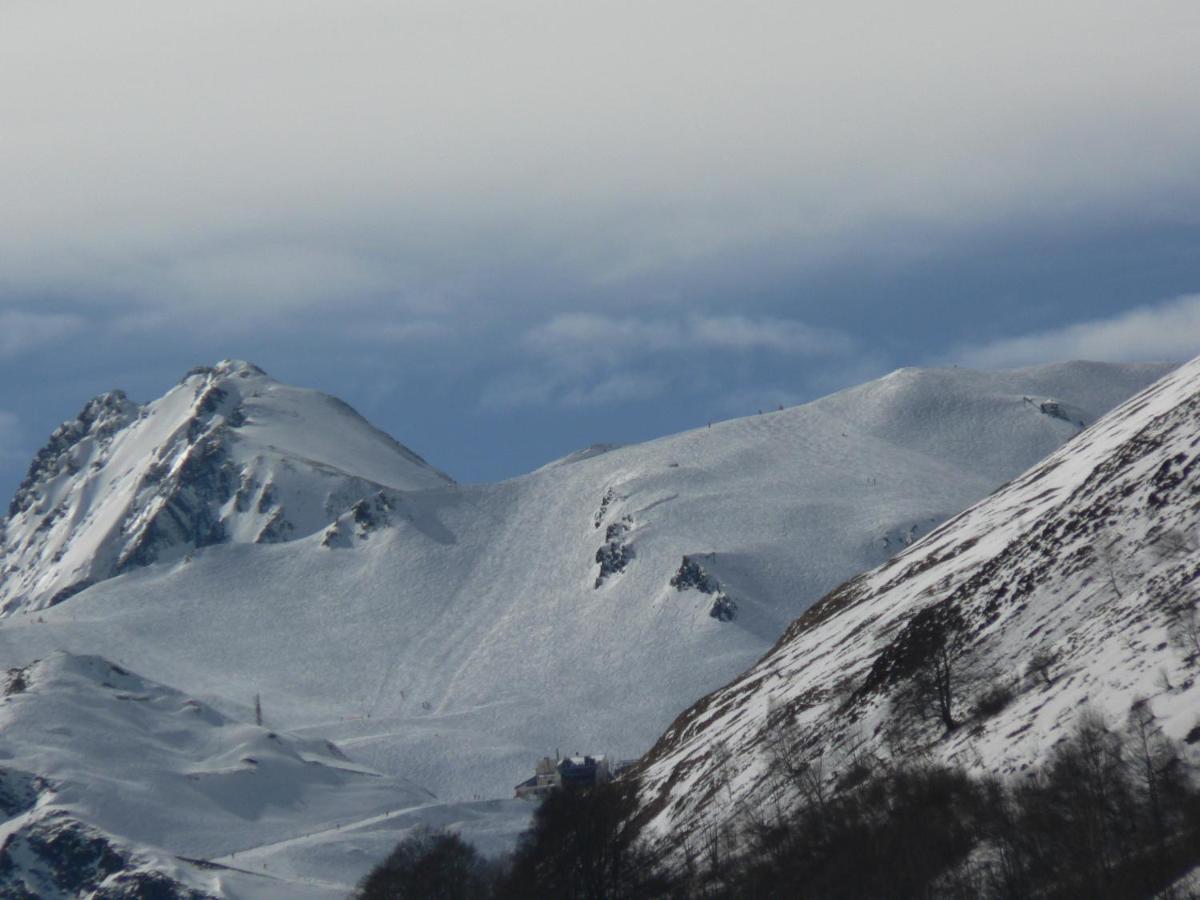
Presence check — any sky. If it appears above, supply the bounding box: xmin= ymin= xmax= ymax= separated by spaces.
xmin=2 ymin=1 xmax=1200 ymax=496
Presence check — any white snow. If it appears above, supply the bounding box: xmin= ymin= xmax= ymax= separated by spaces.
xmin=0 ymin=651 xmax=530 ymax=897
xmin=0 ymin=357 xmax=1176 ymax=894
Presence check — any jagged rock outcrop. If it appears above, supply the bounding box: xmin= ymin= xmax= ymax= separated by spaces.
xmin=7 ymin=391 xmax=139 ymax=521
xmin=0 ymin=360 xmax=452 ymax=615
xmin=595 ymin=516 xmax=635 ymax=587
xmin=322 ymin=491 xmax=395 ymax=547
xmin=670 ymin=554 xmax=738 ymax=621
xmin=0 ymin=812 xmax=217 ymax=900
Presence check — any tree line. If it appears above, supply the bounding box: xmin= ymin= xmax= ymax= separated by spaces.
xmin=353 ymin=701 xmax=1200 ymax=899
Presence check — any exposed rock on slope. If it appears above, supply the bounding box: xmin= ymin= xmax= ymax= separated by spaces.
xmin=0 ymin=360 xmax=451 ymax=614
xmin=630 ymin=355 xmax=1200 ymax=858
xmin=0 ymin=811 xmax=218 ymax=900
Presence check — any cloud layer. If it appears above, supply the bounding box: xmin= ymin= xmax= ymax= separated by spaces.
xmin=526 ymin=314 xmax=854 ymax=367
xmin=0 ymin=312 xmax=85 ymax=359
xmin=957 ymin=295 xmax=1200 ymax=369
xmin=2 ymin=1 xmax=1199 ymax=321
xmin=475 ymin=313 xmax=858 ymax=409
xmin=1 ymin=2 xmax=1198 ymax=497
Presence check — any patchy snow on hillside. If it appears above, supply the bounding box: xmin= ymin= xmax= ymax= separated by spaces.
xmin=629 ymin=356 xmax=1200 ymax=860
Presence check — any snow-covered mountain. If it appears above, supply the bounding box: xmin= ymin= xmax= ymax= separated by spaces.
xmin=0 ymin=360 xmax=451 ymax=615
xmin=0 ymin=358 xmax=1171 ymax=815
xmin=628 ymin=355 xmax=1200 ymax=859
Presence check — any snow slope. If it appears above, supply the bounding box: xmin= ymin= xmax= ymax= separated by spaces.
xmin=628 ymin=355 xmax=1200 ymax=858
xmin=0 ymin=652 xmax=441 ymax=897
xmin=0 ymin=360 xmax=451 ymax=615
xmin=0 ymin=359 xmax=1171 ymax=813
xmin=0 ymin=652 xmax=534 ymax=898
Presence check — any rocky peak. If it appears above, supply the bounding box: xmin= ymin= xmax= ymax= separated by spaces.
xmin=0 ymin=360 xmax=451 ymax=615
xmin=7 ymin=390 xmax=140 ymax=518
xmin=182 ymin=359 xmax=267 ymax=383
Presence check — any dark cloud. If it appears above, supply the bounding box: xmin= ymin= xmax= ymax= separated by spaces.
xmin=1 ymin=2 xmax=1199 ymax=499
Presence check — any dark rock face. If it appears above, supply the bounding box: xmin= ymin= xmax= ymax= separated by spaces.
xmin=669 ymin=555 xmax=717 ymax=593
xmin=3 ymin=666 xmax=31 ymax=696
xmin=254 ymin=509 xmax=294 ymax=544
xmin=8 ymin=391 xmax=139 ymax=518
xmin=24 ymin=815 xmax=126 ymax=892
xmin=0 ymin=814 xmax=214 ymax=899
xmin=595 ymin=542 xmax=634 ymax=587
xmin=708 ymin=594 xmax=738 ymax=622
xmin=593 ymin=488 xmax=619 ymax=529
xmin=669 ymin=555 xmax=737 ymax=622
xmin=0 ymin=768 xmax=39 ymax=817
xmin=115 ymin=433 xmax=238 ymax=573
xmin=594 ymin=516 xmax=634 ymax=587
xmin=322 ymin=491 xmax=393 ymax=547
xmin=102 ymin=870 xmax=214 ymax=900
xmin=46 ymin=580 xmax=95 ymax=609
xmin=351 ymin=493 xmax=392 ymax=533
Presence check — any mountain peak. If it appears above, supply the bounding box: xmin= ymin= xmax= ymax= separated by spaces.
xmin=182 ymin=359 xmax=269 ymax=383
xmin=0 ymin=364 xmax=451 ymax=615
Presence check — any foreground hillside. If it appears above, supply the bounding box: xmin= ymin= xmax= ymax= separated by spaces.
xmin=629 ymin=354 xmax=1200 ymax=869
xmin=0 ymin=360 xmax=1171 ymax=810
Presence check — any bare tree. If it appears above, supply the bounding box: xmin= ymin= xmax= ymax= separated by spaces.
xmin=1169 ymin=599 xmax=1200 ymax=662
xmin=1027 ymin=646 xmax=1059 ymax=687
xmin=711 ymin=739 xmax=736 ymax=804
xmin=893 ymin=607 xmax=970 ymax=732
xmin=1096 ymin=538 xmax=1127 ymax=600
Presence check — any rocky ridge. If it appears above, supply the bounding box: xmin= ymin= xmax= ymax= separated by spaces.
xmin=0 ymin=360 xmax=451 ymax=615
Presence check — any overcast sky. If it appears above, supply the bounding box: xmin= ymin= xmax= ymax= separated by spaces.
xmin=2 ymin=1 xmax=1199 ymax=495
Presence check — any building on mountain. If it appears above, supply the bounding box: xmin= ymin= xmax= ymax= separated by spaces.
xmin=514 ymin=754 xmax=612 ymax=799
